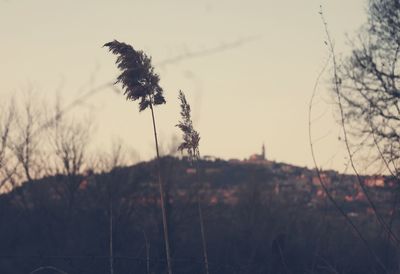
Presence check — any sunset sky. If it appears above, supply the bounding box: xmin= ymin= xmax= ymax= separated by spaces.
xmin=0 ymin=0 xmax=369 ymax=172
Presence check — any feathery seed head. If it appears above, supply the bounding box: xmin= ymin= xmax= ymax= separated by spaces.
xmin=104 ymin=40 xmax=166 ymax=111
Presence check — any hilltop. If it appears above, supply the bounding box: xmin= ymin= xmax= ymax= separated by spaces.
xmin=1 ymin=156 xmax=394 ymax=217
xmin=0 ymin=156 xmax=397 ymax=273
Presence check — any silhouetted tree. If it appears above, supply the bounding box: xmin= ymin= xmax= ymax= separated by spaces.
xmin=0 ymin=100 xmax=15 ymax=190
xmin=338 ymin=0 xmax=400 ymax=174
xmin=319 ymin=3 xmax=399 ymax=269
xmin=10 ymin=95 xmax=44 ymax=184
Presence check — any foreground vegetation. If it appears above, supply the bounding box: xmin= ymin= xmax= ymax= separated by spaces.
xmin=0 ymin=157 xmax=398 ymax=274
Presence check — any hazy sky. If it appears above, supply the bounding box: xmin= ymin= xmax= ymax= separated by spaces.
xmin=0 ymin=0 xmax=369 ymax=172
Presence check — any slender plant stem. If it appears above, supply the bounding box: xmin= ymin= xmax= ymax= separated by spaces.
xmin=143 ymin=230 xmax=151 ymax=274
xmin=109 ymin=182 xmax=114 ymax=274
xmin=198 ymin=201 xmax=210 ymax=274
xmin=194 ymin=158 xmax=210 ymax=274
xmin=149 ymin=101 xmax=173 ymax=274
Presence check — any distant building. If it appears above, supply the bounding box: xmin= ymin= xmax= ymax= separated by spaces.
xmin=248 ymin=143 xmax=266 ymax=163
xmin=202 ymin=155 xmax=218 ymax=161
xmin=364 ymin=176 xmax=385 ymax=187
xmin=312 ymin=173 xmax=332 ymax=187
xmin=228 ymin=158 xmax=241 ymax=163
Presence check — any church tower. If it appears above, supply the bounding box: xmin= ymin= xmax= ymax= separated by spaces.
xmin=261 ymin=143 xmax=266 ymax=160
xmin=248 ymin=142 xmax=267 ymax=162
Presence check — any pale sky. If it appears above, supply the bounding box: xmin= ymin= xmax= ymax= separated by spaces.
xmin=0 ymin=0 xmax=369 ymax=172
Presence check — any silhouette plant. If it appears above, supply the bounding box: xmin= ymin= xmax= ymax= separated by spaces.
xmin=177 ymin=91 xmax=200 ymax=160
xmin=176 ymin=90 xmax=209 ymax=274
xmin=104 ymin=40 xmax=172 ymax=274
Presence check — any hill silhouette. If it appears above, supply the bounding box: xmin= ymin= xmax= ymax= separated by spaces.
xmin=0 ymin=156 xmax=397 ymax=273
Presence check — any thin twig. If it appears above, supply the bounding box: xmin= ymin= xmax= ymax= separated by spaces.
xmin=320 ymin=5 xmax=399 ymax=246
xmin=309 ymin=9 xmax=387 ymax=271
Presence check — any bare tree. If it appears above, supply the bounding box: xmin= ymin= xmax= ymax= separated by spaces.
xmin=337 ymin=0 xmax=400 ymax=175
xmin=50 ymin=113 xmax=91 ymax=211
xmin=314 ymin=4 xmax=399 ymax=271
xmin=327 ymin=0 xmax=400 ymax=248
xmin=0 ymin=100 xmax=15 ymax=190
xmin=9 ymin=94 xmax=45 ymax=186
